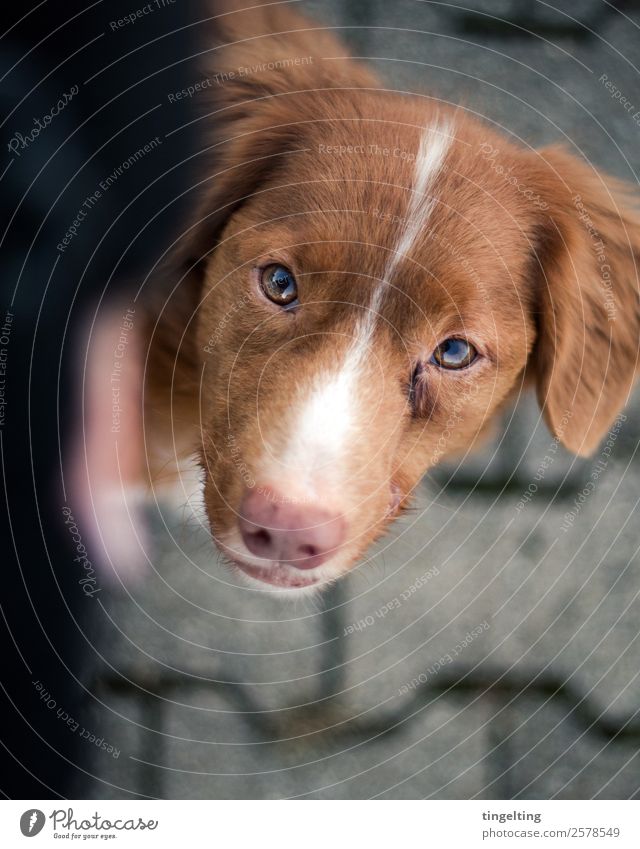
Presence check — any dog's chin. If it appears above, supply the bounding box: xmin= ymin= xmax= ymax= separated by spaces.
xmin=215 ymin=533 xmax=339 ymax=593
xmin=231 ymin=558 xmax=324 ymax=590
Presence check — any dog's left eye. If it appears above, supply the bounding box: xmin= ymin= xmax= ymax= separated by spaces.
xmin=260 ymin=264 xmax=298 ymax=306
xmin=431 ymin=338 xmax=477 ymax=370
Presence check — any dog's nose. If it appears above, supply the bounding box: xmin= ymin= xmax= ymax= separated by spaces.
xmin=238 ymin=487 xmax=346 ymax=569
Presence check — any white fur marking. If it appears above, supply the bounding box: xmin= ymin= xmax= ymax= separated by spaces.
xmin=351 ymin=122 xmax=452 ymax=358
xmin=280 ymin=338 xmax=370 ymax=488
xmin=385 ymin=120 xmax=452 ymax=280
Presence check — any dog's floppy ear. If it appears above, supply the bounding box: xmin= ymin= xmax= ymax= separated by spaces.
xmin=162 ymin=0 xmax=378 ymax=274
xmin=528 ymin=146 xmax=640 ymax=455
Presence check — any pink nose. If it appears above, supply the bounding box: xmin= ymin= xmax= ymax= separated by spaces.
xmin=238 ymin=487 xmax=346 ymax=569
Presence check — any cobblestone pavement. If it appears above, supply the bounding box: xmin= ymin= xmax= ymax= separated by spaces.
xmin=82 ymin=1 xmax=640 ymax=799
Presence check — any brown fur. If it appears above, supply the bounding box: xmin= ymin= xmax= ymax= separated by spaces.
xmin=144 ymin=1 xmax=640 ymax=584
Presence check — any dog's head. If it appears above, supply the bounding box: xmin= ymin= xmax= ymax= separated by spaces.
xmin=148 ymin=6 xmax=640 ymax=591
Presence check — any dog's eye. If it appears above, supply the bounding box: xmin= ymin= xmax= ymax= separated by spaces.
xmin=260 ymin=264 xmax=298 ymax=306
xmin=431 ymin=338 xmax=477 ymax=370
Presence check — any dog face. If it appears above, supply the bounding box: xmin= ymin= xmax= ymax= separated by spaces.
xmin=147 ymin=7 xmax=640 ymax=591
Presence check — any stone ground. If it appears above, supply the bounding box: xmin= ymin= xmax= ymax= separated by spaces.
xmin=82 ymin=1 xmax=640 ymax=798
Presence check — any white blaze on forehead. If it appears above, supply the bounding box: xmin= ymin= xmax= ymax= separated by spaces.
xmin=278 ymin=337 xmax=371 ymax=491
xmin=352 ymin=121 xmax=453 ymax=357
xmin=385 ymin=119 xmax=452 ymax=280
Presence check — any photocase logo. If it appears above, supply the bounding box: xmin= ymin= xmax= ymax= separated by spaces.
xmin=20 ymin=809 xmax=45 ymax=837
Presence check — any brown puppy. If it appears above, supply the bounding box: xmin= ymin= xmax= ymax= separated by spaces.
xmin=145 ymin=1 xmax=640 ymax=591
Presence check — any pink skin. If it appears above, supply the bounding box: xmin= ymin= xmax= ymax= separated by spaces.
xmin=238 ymin=486 xmax=346 ymax=569
xmin=69 ymin=306 xmax=149 ymax=584
xmin=222 ymin=484 xmax=400 ymax=589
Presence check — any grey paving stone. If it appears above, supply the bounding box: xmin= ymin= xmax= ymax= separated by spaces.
xmin=158 ymin=687 xmax=492 ymax=798
xmin=342 ymin=455 xmax=640 ymax=726
xmin=95 ymin=505 xmax=332 ymax=711
xmin=431 ymin=389 xmax=640 ymax=492
xmin=88 ymin=446 xmax=640 ymax=797
xmin=435 ymin=0 xmax=610 ymax=30
xmin=81 ymin=696 xmax=148 ymax=799
xmin=488 ymin=694 xmax=640 ymax=799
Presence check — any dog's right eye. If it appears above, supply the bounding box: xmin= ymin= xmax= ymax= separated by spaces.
xmin=431 ymin=337 xmax=477 ymax=370
xmin=260 ymin=264 xmax=298 ymax=307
